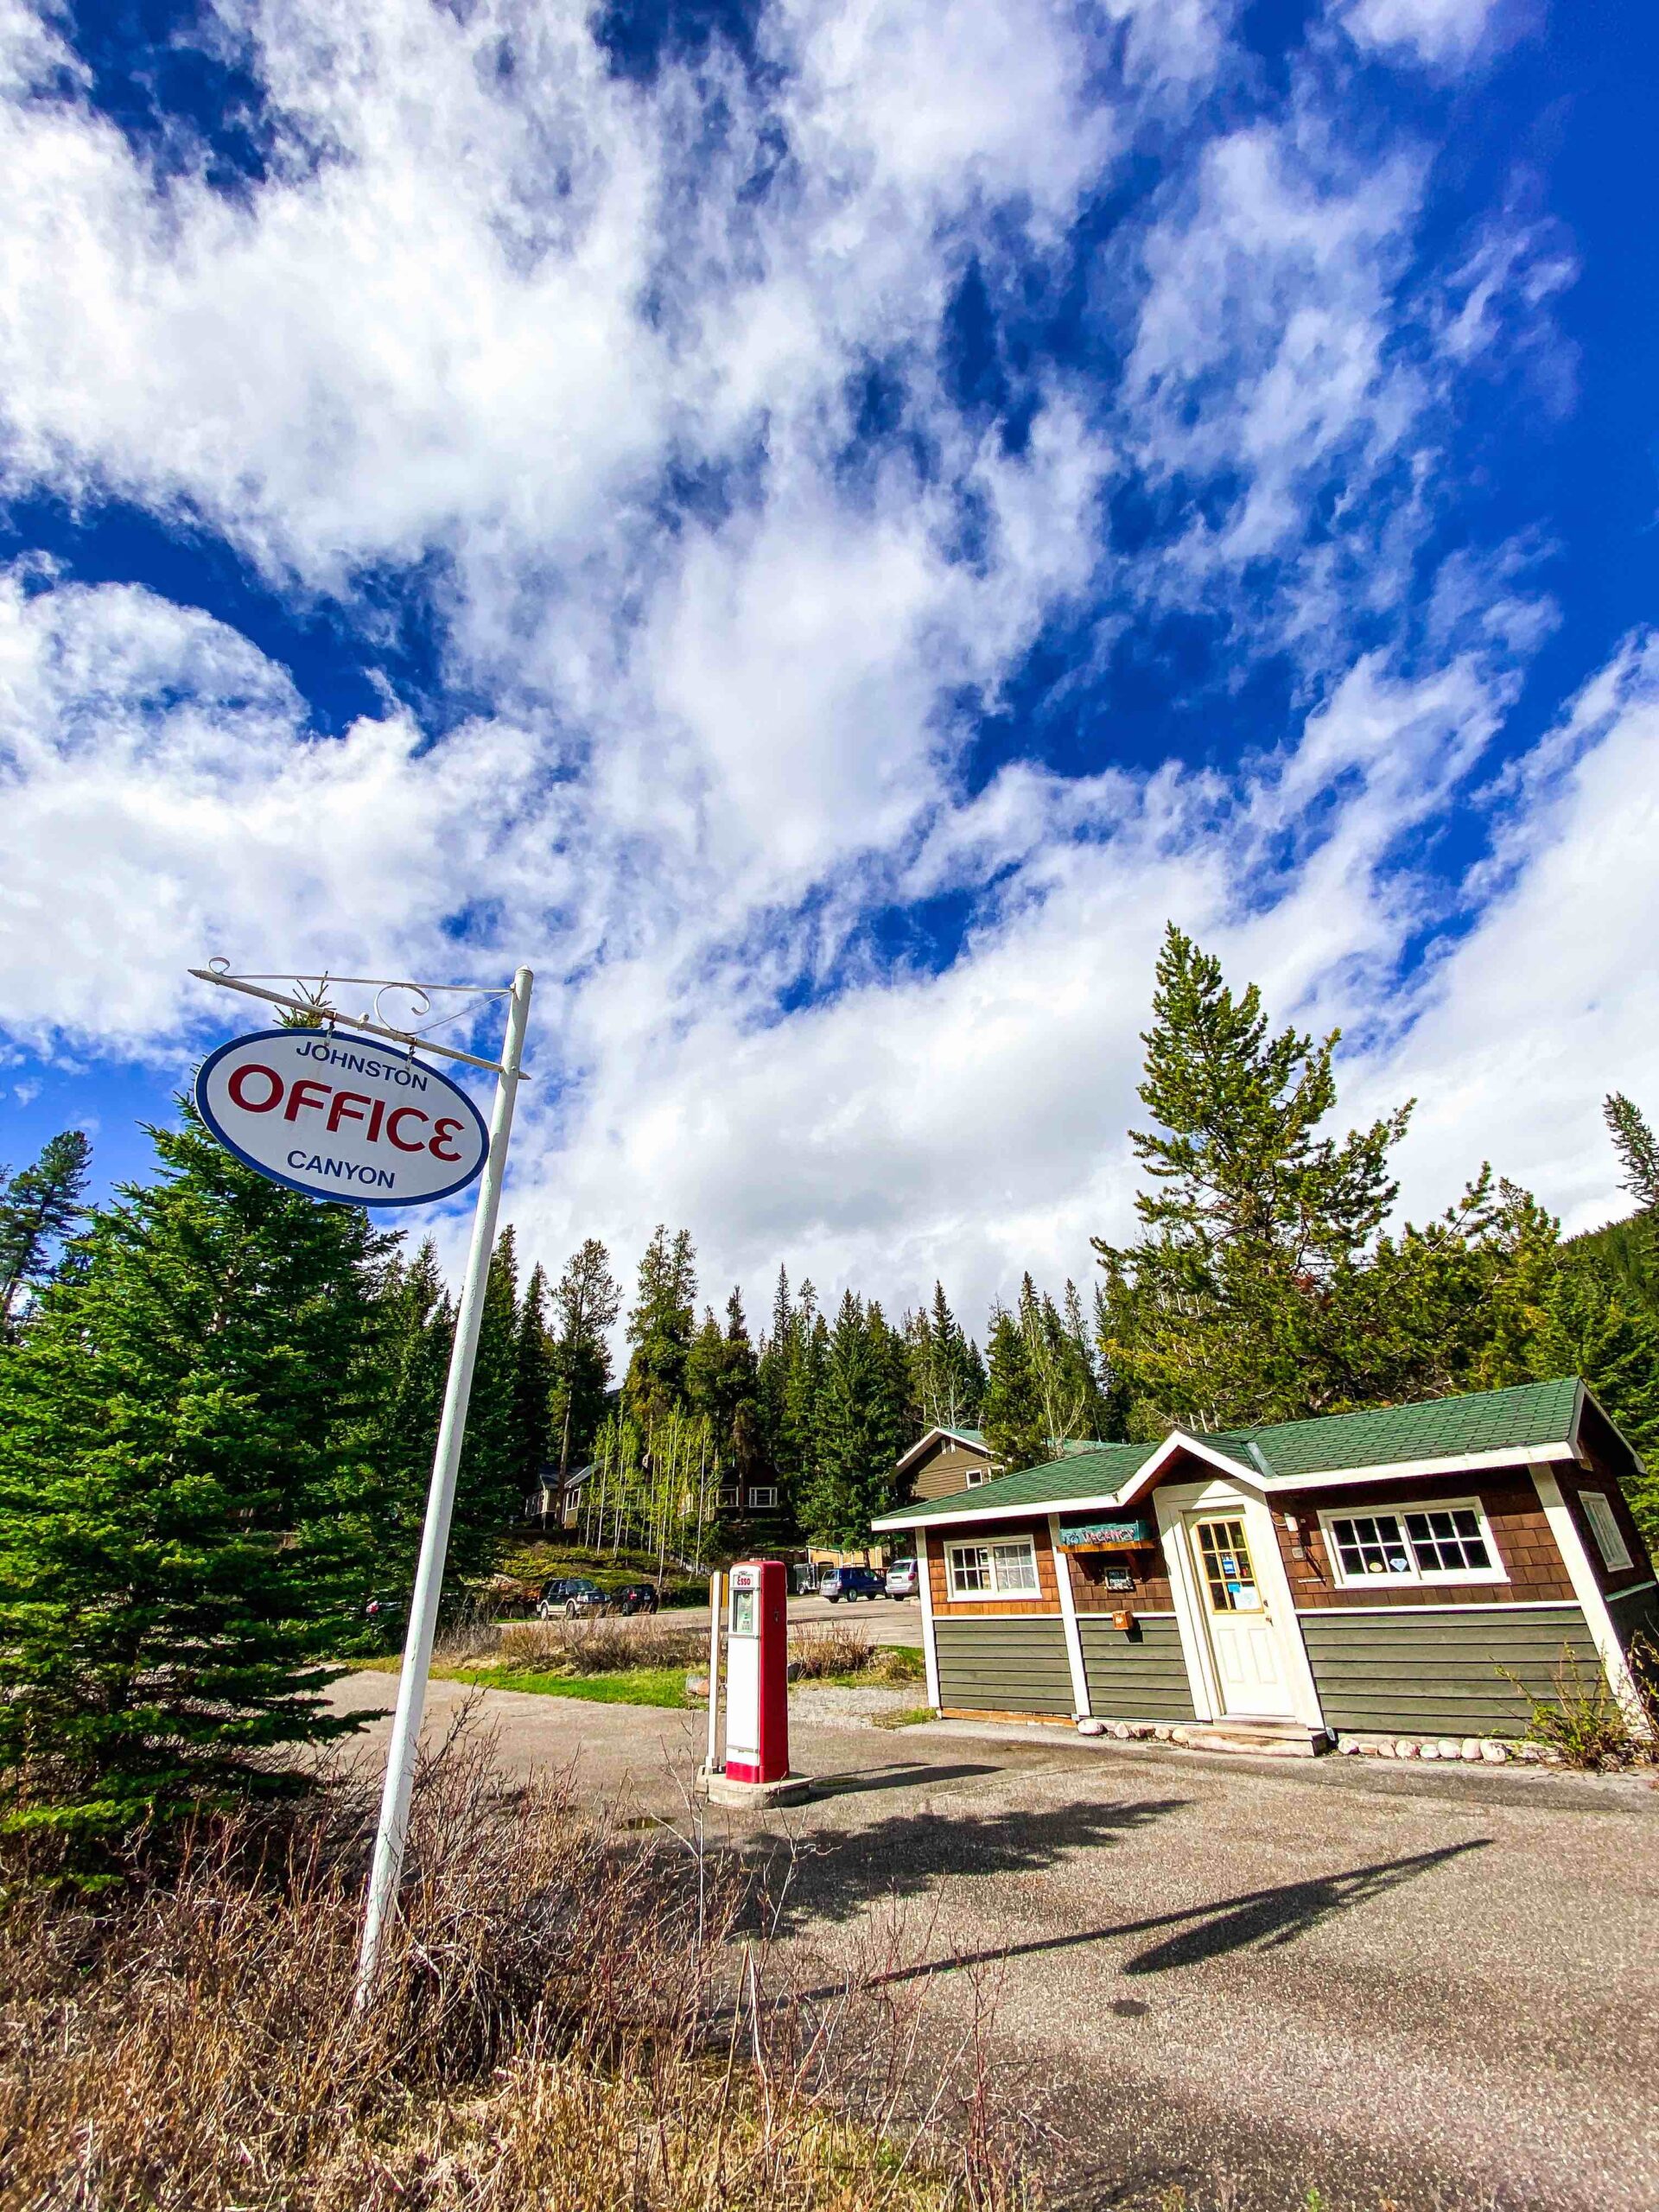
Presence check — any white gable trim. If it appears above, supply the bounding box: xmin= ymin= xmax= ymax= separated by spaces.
xmin=874 ymin=1438 xmax=1580 ymax=1530
xmin=893 ymin=1427 xmax=993 ymax=1481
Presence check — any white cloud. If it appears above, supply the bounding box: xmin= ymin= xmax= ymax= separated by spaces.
xmin=1334 ymin=0 xmax=1514 ymax=71
xmin=0 ymin=0 xmax=1630 ymax=1339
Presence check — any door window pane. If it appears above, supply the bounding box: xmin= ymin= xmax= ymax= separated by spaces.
xmin=1195 ymin=1520 xmax=1262 ymax=1613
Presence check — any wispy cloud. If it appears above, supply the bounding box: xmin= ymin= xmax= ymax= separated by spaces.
xmin=0 ymin=0 xmax=1635 ymax=1322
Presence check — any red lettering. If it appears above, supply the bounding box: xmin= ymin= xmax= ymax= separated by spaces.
xmin=367 ymin=1098 xmax=385 ymax=1143
xmin=386 ymin=1106 xmax=429 ymax=1153
xmin=283 ymin=1078 xmax=330 ymax=1123
xmin=228 ymin=1063 xmax=283 ymax=1114
xmin=327 ymin=1090 xmax=372 ymax=1135
xmin=429 ymin=1116 xmax=463 ymax=1163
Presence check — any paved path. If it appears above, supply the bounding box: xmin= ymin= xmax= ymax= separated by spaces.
xmin=332 ymin=1672 xmax=1659 ymax=2211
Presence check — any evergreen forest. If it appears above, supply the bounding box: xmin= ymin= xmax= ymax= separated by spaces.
xmin=2 ymin=926 xmax=1656 ymax=1843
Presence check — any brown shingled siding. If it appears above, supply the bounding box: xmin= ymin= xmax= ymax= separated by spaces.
xmin=1067 ymin=1544 xmax=1176 ymax=1613
xmin=928 ymin=1516 xmax=1062 ymax=1617
xmin=1274 ymin=1468 xmax=1576 ymax=1610
xmin=1561 ymin=1449 xmax=1656 ymax=1599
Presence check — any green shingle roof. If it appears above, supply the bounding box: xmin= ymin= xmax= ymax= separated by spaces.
xmin=1246 ymin=1376 xmax=1583 ymax=1479
xmin=874 ymin=1377 xmax=1586 ymax=1528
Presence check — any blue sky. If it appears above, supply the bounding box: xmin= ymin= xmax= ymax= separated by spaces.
xmin=0 ymin=0 xmax=1656 ymax=1327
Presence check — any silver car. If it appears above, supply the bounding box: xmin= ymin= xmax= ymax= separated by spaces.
xmin=883 ymin=1557 xmax=919 ymax=1599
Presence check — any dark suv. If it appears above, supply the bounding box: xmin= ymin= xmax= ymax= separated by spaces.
xmin=613 ymin=1583 xmax=659 ymax=1616
xmin=821 ymin=1566 xmax=884 ymax=1603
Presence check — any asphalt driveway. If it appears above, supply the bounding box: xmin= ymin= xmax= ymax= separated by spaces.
xmin=330 ymin=1671 xmax=1659 ymax=2211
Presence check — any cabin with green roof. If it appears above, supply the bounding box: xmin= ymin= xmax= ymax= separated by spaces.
xmin=871 ymin=1379 xmax=1656 ymax=1751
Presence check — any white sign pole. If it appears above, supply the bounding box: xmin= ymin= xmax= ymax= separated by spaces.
xmin=355 ymin=964 xmax=533 ymax=2004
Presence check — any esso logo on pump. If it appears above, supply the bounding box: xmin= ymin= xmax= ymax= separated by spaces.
xmin=195 ymin=1028 xmax=489 ymax=1208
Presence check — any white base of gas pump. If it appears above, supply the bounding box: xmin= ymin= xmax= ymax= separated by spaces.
xmin=700 ymin=1768 xmax=812 ymax=1809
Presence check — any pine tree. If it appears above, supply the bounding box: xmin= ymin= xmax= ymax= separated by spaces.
xmin=508 ymin=1262 xmax=556 ymax=1499
xmin=0 ymin=1128 xmax=93 ymax=1336
xmin=354 ymin=1237 xmax=454 ymax=1630
xmin=982 ymin=1305 xmax=1051 ymax=1473
xmin=687 ymin=1289 xmax=766 ymax=1489
xmin=1095 ymin=925 xmax=1410 ymax=1433
xmin=905 ymin=1281 xmax=985 ymax=1433
xmin=623 ymin=1226 xmax=697 ymax=1424
xmin=1605 ymin=1093 xmax=1659 ymax=1212
xmin=799 ymin=1293 xmax=906 ymax=1549
xmin=451 ymin=1225 xmax=517 ymax=1572
xmin=781 ymin=1290 xmax=829 ymax=1501
xmin=0 ymin=1108 xmax=387 ymax=1847
xmin=548 ymin=1237 xmax=620 ymax=1474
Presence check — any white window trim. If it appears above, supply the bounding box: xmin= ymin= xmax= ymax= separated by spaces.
xmin=1317 ymin=1497 xmax=1509 ymax=1591
xmin=1579 ymin=1489 xmax=1633 ymax=1573
xmin=945 ymin=1535 xmax=1041 ymax=1602
xmin=965 ymin=1468 xmax=987 ymax=1486
xmin=747 ymin=1485 xmax=779 ymax=1510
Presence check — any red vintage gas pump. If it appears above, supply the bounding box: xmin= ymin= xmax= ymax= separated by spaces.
xmin=722 ymin=1559 xmax=789 ymax=1785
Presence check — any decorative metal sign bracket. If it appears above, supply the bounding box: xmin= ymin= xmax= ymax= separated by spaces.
xmin=189 ymin=960 xmax=525 ymax=1077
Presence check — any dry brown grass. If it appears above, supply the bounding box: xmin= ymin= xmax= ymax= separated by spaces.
xmin=0 ymin=1719 xmax=1029 ymax=2211
xmin=496 ymin=1614 xmax=711 ymax=1675
xmin=788 ymin=1621 xmax=879 ymax=1680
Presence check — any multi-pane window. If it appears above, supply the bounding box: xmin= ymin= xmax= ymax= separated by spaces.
xmin=747 ymin=1486 xmax=779 ymax=1510
xmin=945 ymin=1538 xmax=1039 ymax=1599
xmin=1322 ymin=1500 xmax=1503 ymax=1588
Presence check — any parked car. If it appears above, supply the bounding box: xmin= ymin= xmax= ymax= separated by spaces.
xmin=613 ymin=1582 xmax=659 ymax=1616
xmin=883 ymin=1557 xmax=919 ymax=1599
xmin=560 ymin=1579 xmax=610 ymax=1618
xmin=821 ymin=1566 xmax=885 ymax=1603
xmin=536 ymin=1577 xmax=579 ymax=1618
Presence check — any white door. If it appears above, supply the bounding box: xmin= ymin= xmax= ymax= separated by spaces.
xmin=1186 ymin=1513 xmax=1296 ymax=1719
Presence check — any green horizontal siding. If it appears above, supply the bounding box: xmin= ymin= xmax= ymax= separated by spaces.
xmin=934 ymin=1618 xmax=1075 ymax=1714
xmin=1078 ymin=1616 xmax=1196 ymax=1721
xmin=1606 ymin=1582 xmax=1659 ymax=1656
xmin=1300 ymin=1605 xmax=1599 ymax=1736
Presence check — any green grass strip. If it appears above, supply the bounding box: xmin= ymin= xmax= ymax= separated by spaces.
xmin=442 ymin=1665 xmax=692 ymax=1709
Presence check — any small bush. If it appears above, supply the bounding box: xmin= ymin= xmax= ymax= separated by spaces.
xmin=789 ymin=1622 xmax=877 ymax=1680
xmin=1499 ymin=1638 xmax=1656 ymax=1770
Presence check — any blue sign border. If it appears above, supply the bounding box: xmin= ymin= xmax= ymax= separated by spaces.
xmin=195 ymin=1027 xmax=491 ymax=1209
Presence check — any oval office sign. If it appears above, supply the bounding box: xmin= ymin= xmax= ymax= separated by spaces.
xmin=196 ymin=1029 xmax=489 ymax=1208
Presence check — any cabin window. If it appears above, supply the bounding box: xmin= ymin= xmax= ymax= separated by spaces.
xmin=945 ymin=1537 xmax=1039 ymax=1599
xmin=965 ymin=1468 xmax=987 ymax=1486
xmin=1580 ymin=1490 xmax=1632 ymax=1573
xmin=747 ymin=1485 xmax=779 ymax=1510
xmin=1319 ymin=1499 xmax=1505 ymax=1589
xmin=716 ymin=1486 xmax=740 ymax=1510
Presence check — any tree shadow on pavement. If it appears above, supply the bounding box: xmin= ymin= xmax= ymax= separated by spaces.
xmin=755 ymin=1795 xmax=1191 ymax=1935
xmin=785 ymin=1836 xmax=1490 ymax=1993
xmin=809 ymin=1761 xmax=1003 ymax=1798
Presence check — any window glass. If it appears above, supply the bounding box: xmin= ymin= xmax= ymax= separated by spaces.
xmin=1325 ymin=1499 xmax=1503 ymax=1586
xmin=1331 ymin=1513 xmax=1412 ymax=1580
xmin=947 ymin=1539 xmax=1037 ymax=1596
xmin=1194 ymin=1519 xmax=1262 ymax=1612
xmin=1580 ymin=1491 xmax=1633 ymax=1573
xmin=1404 ymin=1507 xmax=1491 ymax=1575
xmin=949 ymin=1545 xmax=992 ymax=1595
xmin=991 ymin=1541 xmax=1039 ymax=1594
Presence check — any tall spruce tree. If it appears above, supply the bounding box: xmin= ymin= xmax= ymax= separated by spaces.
xmin=0 ymin=1108 xmax=386 ymax=1845
xmin=905 ymin=1281 xmax=985 ymax=1433
xmin=355 ymin=1237 xmax=454 ymax=1627
xmin=799 ymin=1293 xmax=906 ymax=1549
xmin=452 ymin=1225 xmax=518 ymax=1567
xmin=982 ymin=1303 xmax=1051 ymax=1473
xmin=0 ymin=1128 xmax=92 ymax=1337
xmin=548 ymin=1237 xmax=620 ymax=1473
xmin=623 ymin=1226 xmax=697 ymax=1423
xmin=508 ymin=1262 xmax=556 ymax=1499
xmin=1605 ymin=1093 xmax=1659 ymax=1212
